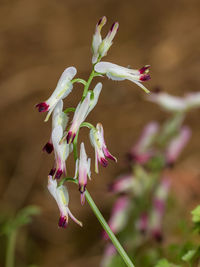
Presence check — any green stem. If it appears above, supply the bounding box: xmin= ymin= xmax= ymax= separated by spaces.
xmin=71 ymin=78 xmax=87 ymax=86
xmin=64 ymin=178 xmax=134 ymax=267
xmin=5 ymin=230 xmax=17 ymax=267
xmin=82 ymin=69 xmax=96 ymax=100
xmin=86 ymin=190 xmax=134 ymax=267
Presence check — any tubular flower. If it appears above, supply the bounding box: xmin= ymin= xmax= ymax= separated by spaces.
xmin=149 ymin=178 xmax=170 ymax=242
xmin=103 ymin=196 xmax=130 ymax=240
xmin=148 ymin=92 xmax=187 ymax=112
xmin=109 ymin=174 xmax=135 ymax=194
xmin=47 ymin=176 xmax=82 ymax=228
xmin=94 ymin=62 xmax=150 ymax=93
xmin=89 ymin=123 xmax=117 ymax=173
xmin=76 ymin=142 xmax=91 ymax=205
xmin=165 ymin=126 xmax=191 ymax=166
xmin=36 ymin=67 xmax=77 ymax=121
xmin=43 ymin=100 xmax=68 ymax=154
xmin=130 ymin=122 xmax=159 ymax=164
xmin=51 ymin=119 xmax=72 ymax=179
xmin=66 ymin=82 xmax=102 ymax=144
xmin=92 ymin=17 xmax=119 ymax=64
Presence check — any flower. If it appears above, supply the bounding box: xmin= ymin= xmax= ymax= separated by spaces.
xmin=49 ymin=102 xmax=72 ymax=179
xmin=36 ymin=67 xmax=77 ymax=121
xmin=89 ymin=123 xmax=117 ymax=173
xmin=129 ymin=122 xmax=159 ymax=164
xmin=92 ymin=17 xmax=119 ymax=64
xmin=47 ymin=176 xmax=82 ymax=228
xmin=43 ymin=100 xmax=68 ymax=154
xmin=148 ymin=92 xmax=187 ymax=112
xmin=94 ymin=62 xmax=150 ymax=93
xmin=149 ymin=178 xmax=170 ymax=242
xmin=165 ymin=126 xmax=191 ymax=166
xmin=103 ymin=196 xmax=130 ymax=240
xmin=92 ymin=16 xmax=107 ymax=64
xmin=75 ymin=142 xmax=91 ymax=205
xmin=109 ymin=174 xmax=137 ymax=194
xmin=66 ymin=82 xmax=102 ymax=144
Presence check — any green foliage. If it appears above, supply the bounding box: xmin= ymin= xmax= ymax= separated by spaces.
xmin=0 ymin=205 xmax=40 ymax=236
xmin=191 ymin=205 xmax=200 ymax=233
xmin=155 ymin=259 xmax=181 ymax=267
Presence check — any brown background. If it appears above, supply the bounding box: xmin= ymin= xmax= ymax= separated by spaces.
xmin=0 ymin=0 xmax=200 ymax=266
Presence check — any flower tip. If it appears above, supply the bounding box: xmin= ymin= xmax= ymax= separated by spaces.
xmin=43 ymin=142 xmax=53 ymax=154
xmin=139 ymin=65 xmax=150 ymax=74
xmin=140 ymin=74 xmax=151 ymax=82
xmin=55 ymin=169 xmax=63 ymax=179
xmin=80 ymin=193 xmax=85 ymax=206
xmin=66 ymin=131 xmax=76 ymax=144
xmin=58 ymin=216 xmax=68 ymax=228
xmin=110 ymin=21 xmax=119 ymax=32
xmin=100 ymin=157 xmax=108 ymax=167
xmin=35 ymin=102 xmax=49 ymax=112
xmin=98 ymin=16 xmax=107 ymax=26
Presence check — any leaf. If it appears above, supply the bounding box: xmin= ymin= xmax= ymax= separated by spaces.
xmin=191 ymin=205 xmax=200 ymax=224
xmin=182 ymin=249 xmax=196 ymax=262
xmin=155 ymin=259 xmax=180 ymax=267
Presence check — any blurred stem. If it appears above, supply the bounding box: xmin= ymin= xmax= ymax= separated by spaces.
xmin=5 ymin=230 xmax=17 ymax=267
xmin=64 ymin=178 xmax=135 ymax=267
xmin=85 ymin=190 xmax=135 ymax=267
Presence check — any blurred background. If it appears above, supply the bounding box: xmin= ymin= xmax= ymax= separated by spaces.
xmin=0 ymin=0 xmax=200 ymax=266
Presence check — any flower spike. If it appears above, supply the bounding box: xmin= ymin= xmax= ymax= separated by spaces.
xmin=66 ymin=83 xmax=102 ymax=144
xmin=92 ymin=16 xmax=107 ymax=64
xmin=92 ymin=17 xmax=119 ymax=64
xmin=78 ymin=143 xmax=91 ymax=205
xmin=36 ymin=67 xmax=77 ymax=121
xmin=95 ymin=62 xmax=150 ymax=93
xmin=49 ymin=101 xmax=72 ymax=179
xmin=90 ymin=123 xmax=117 ymax=173
xmin=47 ymin=176 xmax=82 ymax=228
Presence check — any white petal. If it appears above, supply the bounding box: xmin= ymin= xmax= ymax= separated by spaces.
xmin=57 ymin=67 xmax=77 ymax=88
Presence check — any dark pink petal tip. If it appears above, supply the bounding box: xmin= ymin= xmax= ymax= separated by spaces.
xmin=66 ymin=131 xmax=76 ymax=144
xmin=43 ymin=142 xmax=53 ymax=154
xmin=152 ymin=230 xmax=163 ymax=243
xmin=49 ymin=168 xmax=56 ymax=176
xmin=58 ymin=216 xmax=67 ymax=228
xmin=140 ymin=74 xmax=151 ymax=82
xmin=110 ymin=22 xmax=119 ymax=31
xmin=55 ymin=169 xmax=63 ymax=179
xmin=79 ymin=184 xmax=86 ymax=194
xmin=35 ymin=102 xmax=49 ymax=112
xmin=139 ymin=65 xmax=150 ymax=74
xmin=100 ymin=157 xmax=108 ymax=167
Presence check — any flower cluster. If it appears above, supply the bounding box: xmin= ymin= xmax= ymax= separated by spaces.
xmin=101 ymin=91 xmax=200 ymax=266
xmin=36 ymin=16 xmax=150 ymax=228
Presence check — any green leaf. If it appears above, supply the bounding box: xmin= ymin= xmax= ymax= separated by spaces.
xmin=155 ymin=259 xmax=180 ymax=267
xmin=182 ymin=249 xmax=196 ymax=262
xmin=191 ymin=205 xmax=200 ymax=223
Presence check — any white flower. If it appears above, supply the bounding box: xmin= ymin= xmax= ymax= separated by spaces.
xmin=95 ymin=62 xmax=150 ymax=93
xmin=148 ymin=92 xmax=187 ymax=112
xmin=66 ymin=82 xmax=102 ymax=143
xmin=89 ymin=123 xmax=117 ymax=173
xmin=75 ymin=143 xmax=91 ymax=205
xmin=48 ymin=176 xmax=82 ymax=228
xmin=166 ymin=126 xmax=191 ymax=165
xmin=92 ymin=17 xmax=119 ymax=64
xmin=36 ymin=67 xmax=77 ymax=121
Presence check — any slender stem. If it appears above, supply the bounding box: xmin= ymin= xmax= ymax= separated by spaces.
xmin=63 ymin=178 xmax=134 ymax=267
xmin=85 ymin=190 xmax=135 ymax=267
xmin=82 ymin=69 xmax=96 ymax=100
xmin=5 ymin=230 xmax=17 ymax=267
